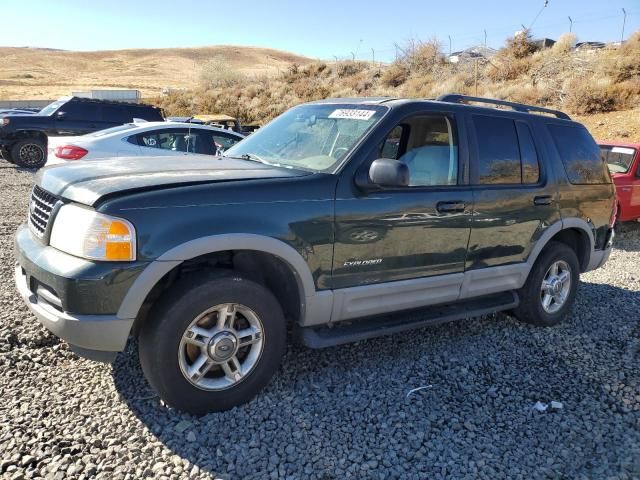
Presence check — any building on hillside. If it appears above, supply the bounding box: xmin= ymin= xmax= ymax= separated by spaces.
xmin=576 ymin=41 xmax=606 ymax=50
xmin=532 ymin=38 xmax=556 ymax=49
xmin=448 ymin=45 xmax=497 ymax=64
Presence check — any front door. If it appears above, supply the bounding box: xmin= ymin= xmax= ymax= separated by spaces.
xmin=332 ymin=111 xmax=473 ymax=290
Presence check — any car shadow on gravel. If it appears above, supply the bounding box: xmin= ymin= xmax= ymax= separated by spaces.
xmin=110 ymin=279 xmax=640 ymax=478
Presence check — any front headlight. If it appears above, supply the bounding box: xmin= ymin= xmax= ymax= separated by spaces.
xmin=50 ymin=204 xmax=136 ymax=261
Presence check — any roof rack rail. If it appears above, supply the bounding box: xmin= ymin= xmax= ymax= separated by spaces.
xmin=436 ymin=94 xmax=571 ymax=120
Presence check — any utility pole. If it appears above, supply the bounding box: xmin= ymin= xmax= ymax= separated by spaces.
xmin=371 ymin=48 xmax=375 ymax=65
xmin=350 ymin=52 xmax=355 ymax=61
xmin=621 ymin=8 xmax=627 ymax=43
xmin=568 ymin=16 xmax=573 ymax=33
xmin=484 ymin=29 xmax=487 ymax=47
xmin=474 ymin=59 xmax=478 ymax=96
xmin=333 ymin=55 xmax=338 ymax=67
xmin=448 ymin=35 xmax=452 ymax=56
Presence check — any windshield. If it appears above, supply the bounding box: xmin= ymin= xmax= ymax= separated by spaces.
xmin=38 ymin=99 xmax=67 ymax=116
xmin=600 ymin=145 xmax=637 ymax=174
xmin=223 ymin=104 xmax=387 ymax=172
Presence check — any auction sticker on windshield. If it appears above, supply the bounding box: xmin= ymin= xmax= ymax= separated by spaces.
xmin=328 ymin=109 xmax=376 ymax=120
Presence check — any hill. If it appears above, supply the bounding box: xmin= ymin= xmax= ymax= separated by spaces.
xmin=0 ymin=45 xmax=312 ymax=99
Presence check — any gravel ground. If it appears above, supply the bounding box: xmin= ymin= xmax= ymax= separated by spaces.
xmin=0 ymin=160 xmax=639 ymax=480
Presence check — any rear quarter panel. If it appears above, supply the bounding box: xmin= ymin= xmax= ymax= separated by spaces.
xmin=542 ymin=122 xmax=615 ymax=248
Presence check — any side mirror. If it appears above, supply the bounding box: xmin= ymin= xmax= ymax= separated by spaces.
xmin=356 ymin=158 xmax=410 ymax=190
xmin=56 ymin=111 xmax=66 ymax=120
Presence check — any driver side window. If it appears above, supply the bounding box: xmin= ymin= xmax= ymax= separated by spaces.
xmin=380 ymin=115 xmax=459 ymax=186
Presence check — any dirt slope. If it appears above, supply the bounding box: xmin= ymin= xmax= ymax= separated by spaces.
xmin=0 ymin=46 xmax=312 ymax=99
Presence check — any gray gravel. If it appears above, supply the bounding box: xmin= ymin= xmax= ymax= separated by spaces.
xmin=1 ymin=160 xmax=639 ymax=479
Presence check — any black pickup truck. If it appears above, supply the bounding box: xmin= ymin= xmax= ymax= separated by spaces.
xmin=0 ymin=96 xmax=164 ymax=167
xmin=15 ymin=95 xmax=616 ymax=414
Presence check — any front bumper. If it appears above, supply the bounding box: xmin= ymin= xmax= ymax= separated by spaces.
xmin=14 ymin=223 xmax=147 ymax=361
xmin=15 ymin=265 xmax=132 ymax=361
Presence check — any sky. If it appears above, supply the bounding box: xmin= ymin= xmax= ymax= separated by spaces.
xmin=1 ymin=0 xmax=638 ymax=61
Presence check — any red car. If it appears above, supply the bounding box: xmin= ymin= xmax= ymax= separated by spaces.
xmin=599 ymin=141 xmax=640 ymax=222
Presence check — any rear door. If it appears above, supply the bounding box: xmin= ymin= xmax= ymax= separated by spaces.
xmin=465 ymin=113 xmax=560 ymax=270
xmin=332 ymin=110 xmax=472 ymax=290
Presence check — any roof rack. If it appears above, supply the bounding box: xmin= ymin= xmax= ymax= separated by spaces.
xmin=436 ymin=94 xmax=571 ymax=120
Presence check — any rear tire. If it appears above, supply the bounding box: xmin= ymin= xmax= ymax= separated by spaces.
xmin=11 ymin=138 xmax=46 ymax=168
xmin=512 ymin=241 xmax=580 ymax=327
xmin=138 ymin=273 xmax=286 ymax=415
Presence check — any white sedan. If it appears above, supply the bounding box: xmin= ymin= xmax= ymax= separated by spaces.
xmin=46 ymin=122 xmax=245 ymax=165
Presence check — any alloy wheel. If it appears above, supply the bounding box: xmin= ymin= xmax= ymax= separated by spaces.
xmin=178 ymin=303 xmax=264 ymax=391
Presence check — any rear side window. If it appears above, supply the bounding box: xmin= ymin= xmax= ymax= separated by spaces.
xmin=134 ymin=106 xmax=163 ymax=121
xmin=549 ymin=125 xmax=610 ymax=184
xmin=102 ymin=105 xmax=130 ymax=123
xmin=473 ymin=115 xmax=522 ymax=184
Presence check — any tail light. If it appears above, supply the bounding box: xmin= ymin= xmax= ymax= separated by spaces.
xmin=55 ymin=145 xmax=88 ymax=160
xmin=609 ymin=201 xmax=618 ymax=228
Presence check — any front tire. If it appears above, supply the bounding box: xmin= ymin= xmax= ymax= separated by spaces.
xmin=138 ymin=274 xmax=286 ymax=415
xmin=512 ymin=242 xmax=580 ymax=327
xmin=11 ymin=138 xmax=46 ymax=168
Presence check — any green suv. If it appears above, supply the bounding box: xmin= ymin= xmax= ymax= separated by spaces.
xmin=15 ymin=95 xmax=616 ymax=414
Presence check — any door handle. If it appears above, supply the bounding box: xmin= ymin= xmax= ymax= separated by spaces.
xmin=436 ymin=201 xmax=466 ymax=213
xmin=533 ymin=195 xmax=553 ymax=206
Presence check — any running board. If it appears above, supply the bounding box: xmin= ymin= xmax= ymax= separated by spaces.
xmin=298 ymin=291 xmax=519 ymax=349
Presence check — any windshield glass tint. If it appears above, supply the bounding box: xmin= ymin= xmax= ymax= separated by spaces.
xmin=223 ymin=104 xmax=386 ymax=171
xmin=38 ymin=100 xmax=67 ymax=116
xmin=600 ymin=145 xmax=636 ymax=174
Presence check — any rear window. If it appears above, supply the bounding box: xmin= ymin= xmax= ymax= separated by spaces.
xmin=548 ymin=124 xmax=610 ymax=184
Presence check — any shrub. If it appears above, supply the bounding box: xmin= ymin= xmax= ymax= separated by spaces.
xmin=199 ymin=56 xmax=246 ymax=89
xmin=552 ymin=33 xmax=576 ymax=54
xmin=380 ymin=63 xmax=409 ymax=87
xmin=337 ymin=61 xmax=367 ymax=78
xmin=503 ymin=30 xmax=539 ymax=59
xmin=564 ymin=80 xmax=618 ymax=114
xmin=606 ymin=31 xmax=640 ymax=82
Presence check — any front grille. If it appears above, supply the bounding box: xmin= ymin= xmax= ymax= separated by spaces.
xmin=28 ymin=185 xmax=57 ymax=238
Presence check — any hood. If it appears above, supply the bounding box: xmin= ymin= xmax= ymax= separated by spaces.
xmin=37 ymin=155 xmax=311 ymax=206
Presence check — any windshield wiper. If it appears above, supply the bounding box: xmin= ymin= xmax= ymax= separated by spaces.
xmin=223 ymin=153 xmax=271 ymax=165
xmin=241 ymin=153 xmax=271 ymax=165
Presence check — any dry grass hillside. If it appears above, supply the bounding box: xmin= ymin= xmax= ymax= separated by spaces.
xmin=154 ymin=30 xmax=640 ymax=141
xmin=0 ymin=45 xmax=312 ymax=99
xmin=1 ymin=31 xmax=639 ymax=141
